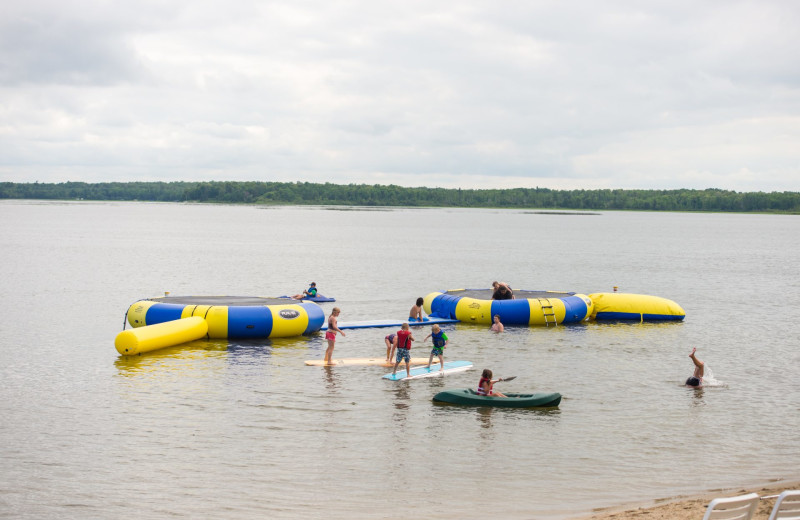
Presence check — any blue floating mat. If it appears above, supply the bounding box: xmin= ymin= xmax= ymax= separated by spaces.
xmin=322 ymin=316 xmax=459 ymax=331
xmin=383 ymin=360 xmax=474 ymax=381
xmin=279 ymin=294 xmax=336 ymax=303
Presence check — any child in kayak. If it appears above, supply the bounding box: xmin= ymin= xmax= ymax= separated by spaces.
xmin=409 ymin=297 xmax=425 ymax=322
xmin=391 ymin=323 xmax=415 ymax=378
xmin=477 ymin=369 xmax=507 ymax=397
xmin=423 ymin=324 xmax=448 ymax=371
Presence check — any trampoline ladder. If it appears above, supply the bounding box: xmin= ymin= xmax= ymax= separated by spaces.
xmin=539 ymin=298 xmax=557 ymax=327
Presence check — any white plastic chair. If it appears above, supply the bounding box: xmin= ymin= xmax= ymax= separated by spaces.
xmin=702 ymin=492 xmax=760 ymax=520
xmin=768 ymin=490 xmax=800 ymax=520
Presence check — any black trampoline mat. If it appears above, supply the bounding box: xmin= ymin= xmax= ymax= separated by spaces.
xmin=444 ymin=289 xmax=575 ymax=299
xmin=150 ymin=295 xmax=290 ymax=306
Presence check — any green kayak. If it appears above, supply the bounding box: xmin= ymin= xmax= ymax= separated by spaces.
xmin=432 ymin=388 xmax=562 ymax=408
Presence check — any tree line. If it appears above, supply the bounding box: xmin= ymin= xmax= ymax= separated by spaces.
xmin=1 ymin=181 xmax=798 ymax=213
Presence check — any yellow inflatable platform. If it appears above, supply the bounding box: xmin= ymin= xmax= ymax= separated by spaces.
xmin=588 ymin=292 xmax=685 ymax=321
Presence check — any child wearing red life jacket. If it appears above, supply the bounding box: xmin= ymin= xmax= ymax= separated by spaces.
xmin=477 ymin=369 xmax=507 ymax=397
xmin=391 ymin=323 xmax=415 ymax=378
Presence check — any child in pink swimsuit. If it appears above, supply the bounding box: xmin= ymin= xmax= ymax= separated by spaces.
xmin=324 ymin=307 xmax=344 ymax=364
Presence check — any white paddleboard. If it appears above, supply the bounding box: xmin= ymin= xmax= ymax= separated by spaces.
xmin=383 ymin=360 xmax=473 ymax=381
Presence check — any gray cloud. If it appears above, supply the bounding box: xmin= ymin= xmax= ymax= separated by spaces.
xmin=0 ymin=0 xmax=798 ymax=190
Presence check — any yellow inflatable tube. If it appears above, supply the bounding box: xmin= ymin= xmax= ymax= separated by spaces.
xmin=588 ymin=293 xmax=685 ymax=321
xmin=115 ymin=316 xmax=208 ymax=356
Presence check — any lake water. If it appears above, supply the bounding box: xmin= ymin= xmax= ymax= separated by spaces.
xmin=1 ymin=200 xmax=798 ymax=519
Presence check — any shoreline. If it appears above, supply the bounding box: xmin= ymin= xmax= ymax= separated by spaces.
xmin=572 ymin=479 xmax=800 ymax=520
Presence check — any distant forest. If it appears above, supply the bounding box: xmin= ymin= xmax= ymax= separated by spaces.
xmin=1 ymin=181 xmax=799 ymax=213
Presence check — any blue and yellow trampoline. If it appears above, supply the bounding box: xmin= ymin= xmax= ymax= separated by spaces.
xmin=424 ymin=289 xmax=593 ymax=326
xmin=117 ymin=295 xmax=326 ymax=355
xmin=125 ymin=295 xmax=325 ymax=339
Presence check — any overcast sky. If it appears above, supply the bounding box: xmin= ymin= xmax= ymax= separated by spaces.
xmin=1 ymin=1 xmax=798 ymax=191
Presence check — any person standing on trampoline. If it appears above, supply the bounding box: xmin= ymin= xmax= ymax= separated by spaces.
xmin=324 ymin=307 xmax=344 ymax=364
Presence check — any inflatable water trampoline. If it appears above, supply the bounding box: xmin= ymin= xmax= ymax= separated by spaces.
xmin=424 ymin=289 xmax=685 ymax=326
xmin=424 ymin=289 xmax=593 ymax=326
xmin=116 ymin=296 xmax=325 ymax=355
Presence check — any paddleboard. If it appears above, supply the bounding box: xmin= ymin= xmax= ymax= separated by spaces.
xmin=382 ymin=360 xmax=473 ymax=381
xmin=305 ymin=358 xmax=440 ymax=367
xmin=321 ymin=317 xmax=459 ymax=331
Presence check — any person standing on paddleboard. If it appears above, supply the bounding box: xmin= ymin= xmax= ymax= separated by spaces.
xmin=391 ymin=323 xmax=415 ymax=378
xmin=324 ymin=307 xmax=344 ymax=365
xmin=423 ymin=324 xmax=448 ymax=372
xmin=384 ymin=333 xmax=396 ymax=363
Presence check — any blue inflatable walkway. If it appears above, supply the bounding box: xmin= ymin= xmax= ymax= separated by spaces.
xmin=321 ymin=317 xmax=459 ymax=331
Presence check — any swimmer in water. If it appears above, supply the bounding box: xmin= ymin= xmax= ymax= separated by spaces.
xmin=490 ymin=314 xmax=504 ymax=332
xmin=685 ymin=347 xmax=704 ymax=387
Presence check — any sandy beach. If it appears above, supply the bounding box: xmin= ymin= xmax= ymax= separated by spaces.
xmin=575 ymin=480 xmax=799 ymax=520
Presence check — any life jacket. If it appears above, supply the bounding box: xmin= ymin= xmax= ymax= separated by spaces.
xmin=396 ymin=330 xmax=412 ymax=349
xmin=477 ymin=377 xmax=493 ymax=395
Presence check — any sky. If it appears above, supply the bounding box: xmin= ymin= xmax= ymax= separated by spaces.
xmin=1 ymin=1 xmax=799 ymax=191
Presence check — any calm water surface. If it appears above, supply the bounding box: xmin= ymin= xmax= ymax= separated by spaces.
xmin=0 ymin=200 xmax=798 ymax=519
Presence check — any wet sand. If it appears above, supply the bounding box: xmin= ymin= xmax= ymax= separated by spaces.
xmin=574 ymin=480 xmax=799 ymax=520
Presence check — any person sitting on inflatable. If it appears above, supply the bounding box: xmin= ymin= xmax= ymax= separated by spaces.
xmin=409 ymin=297 xmax=427 ymax=322
xmin=292 ymin=282 xmax=318 ymax=300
